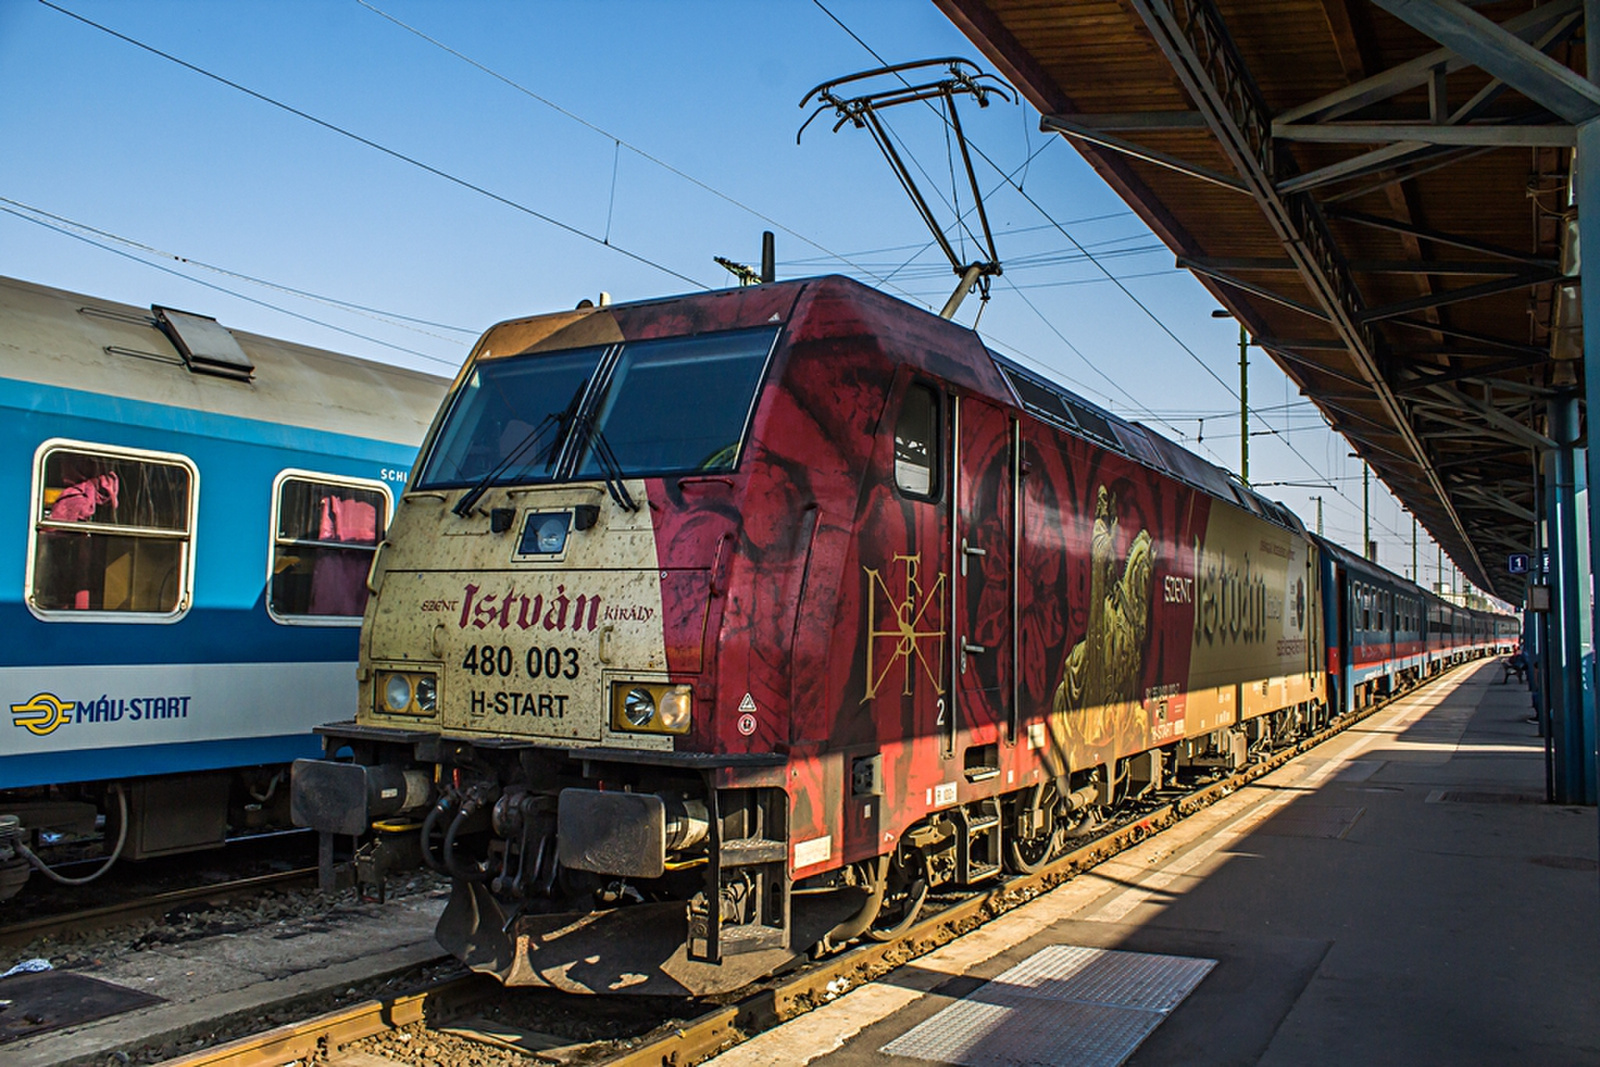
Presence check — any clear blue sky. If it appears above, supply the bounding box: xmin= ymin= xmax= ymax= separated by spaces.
xmin=0 ymin=0 xmax=1480 ymax=595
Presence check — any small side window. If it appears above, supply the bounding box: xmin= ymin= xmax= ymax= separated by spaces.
xmin=894 ymin=383 xmax=940 ymax=499
xmin=269 ymin=472 xmax=391 ymax=624
xmin=29 ymin=441 xmax=196 ymax=619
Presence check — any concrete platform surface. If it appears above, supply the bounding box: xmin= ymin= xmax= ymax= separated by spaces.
xmin=712 ymin=661 xmax=1599 ymax=1067
xmin=4 ymin=884 xmax=448 ymax=1067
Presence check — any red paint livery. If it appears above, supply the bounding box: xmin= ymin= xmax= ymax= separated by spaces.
xmin=291 ymin=277 xmax=1509 ymax=995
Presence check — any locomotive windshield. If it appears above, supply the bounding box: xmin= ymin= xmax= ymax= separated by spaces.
xmin=417 ymin=346 xmax=603 ymax=490
xmin=571 ymin=329 xmax=776 ymax=478
xmin=417 ymin=327 xmax=778 ymax=490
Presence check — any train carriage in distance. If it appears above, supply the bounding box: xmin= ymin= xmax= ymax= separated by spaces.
xmin=293 ymin=275 xmax=1339 ymax=995
xmin=1 ymin=275 xmax=445 ymax=899
xmin=1315 ymin=537 xmax=1516 ymax=717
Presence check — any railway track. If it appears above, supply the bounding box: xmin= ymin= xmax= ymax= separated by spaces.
xmin=0 ymin=866 xmax=319 ymax=951
xmin=159 ymin=661 xmax=1482 ymax=1067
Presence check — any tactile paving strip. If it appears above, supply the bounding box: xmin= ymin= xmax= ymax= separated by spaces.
xmin=880 ymin=945 xmax=1215 ymax=1067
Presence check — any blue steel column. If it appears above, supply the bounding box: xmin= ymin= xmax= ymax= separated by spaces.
xmin=1584 ymin=11 xmax=1600 ymax=838
xmin=1530 ymin=456 xmax=1553 ymax=802
xmin=1549 ymin=395 xmax=1591 ymax=802
xmin=1585 ymin=3 xmax=1600 ymax=875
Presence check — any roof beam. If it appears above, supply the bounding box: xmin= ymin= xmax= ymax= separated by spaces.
xmin=1392 ymin=356 xmax=1552 ymax=393
xmin=1456 ymin=484 xmax=1538 ymax=523
xmin=1256 ymin=336 xmax=1350 ymax=349
xmin=1369 ymin=0 xmax=1600 ymax=125
xmin=1276 ymin=0 xmax=1581 ymax=125
xmin=1423 ymin=385 xmax=1554 ymax=449
xmin=1120 ymin=0 xmax=1485 ymax=584
xmin=1039 ymin=116 xmax=1250 ymax=193
xmin=1412 ymin=388 xmax=1556 ymax=450
xmin=1261 ymin=344 xmax=1374 ymax=389
xmin=1322 ymin=145 xmax=1499 ymax=206
xmin=1277 ymin=141 xmax=1458 ymax=195
xmin=1175 ymin=257 xmax=1331 ymax=318
xmin=1359 ymin=269 xmax=1565 ymax=322
xmin=1384 ymin=317 xmax=1548 ymax=356
xmin=1328 ymin=208 xmax=1558 ymax=267
xmin=1179 ymin=258 xmax=1551 ymax=276
xmin=1349 ymin=260 xmax=1553 ymax=276
xmin=1273 ymin=123 xmax=1574 ymax=148
xmin=1045 ymin=112 xmax=1207 ymax=130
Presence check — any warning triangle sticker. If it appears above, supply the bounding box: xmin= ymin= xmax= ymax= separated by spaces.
xmin=738 ymin=693 xmax=757 ymax=712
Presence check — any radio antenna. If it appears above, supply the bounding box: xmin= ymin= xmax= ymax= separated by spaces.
xmin=800 ymin=58 xmax=1011 ymax=319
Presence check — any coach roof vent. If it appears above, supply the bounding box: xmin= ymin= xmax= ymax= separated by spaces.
xmin=152 ymin=305 xmax=255 ymax=381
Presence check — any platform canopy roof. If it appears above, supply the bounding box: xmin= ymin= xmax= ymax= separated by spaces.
xmin=937 ymin=0 xmax=1593 ymax=603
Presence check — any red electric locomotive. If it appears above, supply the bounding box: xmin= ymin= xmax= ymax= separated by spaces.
xmin=291 ymin=276 xmax=1326 ymax=994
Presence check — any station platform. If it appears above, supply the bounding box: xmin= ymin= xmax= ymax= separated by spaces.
xmin=712 ymin=660 xmax=1600 ymax=1067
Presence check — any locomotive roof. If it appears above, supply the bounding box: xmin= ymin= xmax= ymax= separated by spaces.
xmin=469 ymin=273 xmax=1309 ymax=535
xmin=0 ymin=275 xmax=447 ymax=446
xmin=990 ymin=349 xmax=1306 ymax=535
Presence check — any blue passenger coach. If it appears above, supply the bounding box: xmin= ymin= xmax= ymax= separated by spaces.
xmin=0 ymin=276 xmax=444 ymax=897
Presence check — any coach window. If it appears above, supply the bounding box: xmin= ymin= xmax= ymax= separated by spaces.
xmin=269 ymin=472 xmax=391 ymax=623
xmin=29 ymin=441 xmax=196 ymax=620
xmin=894 ymin=383 xmax=940 ymax=499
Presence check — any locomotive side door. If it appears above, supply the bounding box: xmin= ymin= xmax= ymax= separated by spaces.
xmin=950 ymin=393 xmax=1017 ymax=766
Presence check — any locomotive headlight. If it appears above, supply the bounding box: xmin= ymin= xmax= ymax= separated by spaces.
xmin=377 ymin=670 xmax=438 ymax=716
xmin=383 ymin=674 xmax=413 ymax=714
xmin=534 ymin=514 xmax=568 ymax=552
xmin=613 ymin=682 xmax=692 ymax=735
xmin=623 ymin=687 xmax=655 ymax=727
xmin=517 ymin=511 xmax=571 ymax=556
xmin=657 ymin=686 xmax=692 ymax=733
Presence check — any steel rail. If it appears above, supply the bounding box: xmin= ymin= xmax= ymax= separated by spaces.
xmin=0 ymin=867 xmax=318 ymax=950
xmin=159 ymin=656 xmax=1493 ymax=1067
xmin=165 ymin=973 xmax=491 ymax=1067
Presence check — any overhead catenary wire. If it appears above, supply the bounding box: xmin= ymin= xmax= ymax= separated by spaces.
xmin=812 ymin=0 xmax=1410 ymax=546
xmin=353 ymin=0 xmax=911 ymax=297
xmin=38 ymin=0 xmax=1437 ymax=563
xmin=0 ymin=197 xmax=477 ymax=341
xmin=1 ymin=203 xmax=460 ymax=368
xmin=40 ymin=0 xmax=707 ymax=291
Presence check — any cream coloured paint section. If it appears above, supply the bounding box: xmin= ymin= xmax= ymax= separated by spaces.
xmin=360 ymin=481 xmax=670 ymax=744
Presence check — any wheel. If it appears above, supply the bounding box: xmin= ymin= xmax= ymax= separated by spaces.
xmin=864 ymin=876 xmax=928 ymax=941
xmin=1005 ymin=779 xmax=1064 ymax=875
xmin=865 ymin=850 xmax=930 ymax=942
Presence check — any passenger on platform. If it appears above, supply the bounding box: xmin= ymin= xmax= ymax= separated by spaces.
xmin=1502 ymin=647 xmax=1528 ymax=685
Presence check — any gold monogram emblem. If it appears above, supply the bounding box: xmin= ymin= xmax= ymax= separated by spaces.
xmin=862 ymin=554 xmax=947 ymax=701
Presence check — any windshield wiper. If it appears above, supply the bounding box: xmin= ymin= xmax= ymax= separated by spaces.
xmin=452 ymin=413 xmax=559 ymax=517
xmin=574 ymin=413 xmax=639 ymax=512
xmin=452 ymin=381 xmax=590 ymax=517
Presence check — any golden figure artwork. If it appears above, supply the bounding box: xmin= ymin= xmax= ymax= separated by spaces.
xmin=1050 ymin=486 xmax=1155 ymax=768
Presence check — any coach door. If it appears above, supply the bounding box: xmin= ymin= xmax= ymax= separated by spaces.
xmin=950 ymin=394 xmax=1018 ymax=767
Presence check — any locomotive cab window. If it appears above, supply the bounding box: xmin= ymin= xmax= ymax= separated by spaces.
xmin=416 ymin=327 xmax=778 ymax=491
xmin=894 ymin=382 xmax=940 ymax=498
xmin=28 ymin=441 xmax=196 ymax=620
xmin=572 ymin=328 xmax=777 ymax=478
xmin=268 ymin=472 xmax=392 ymax=624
